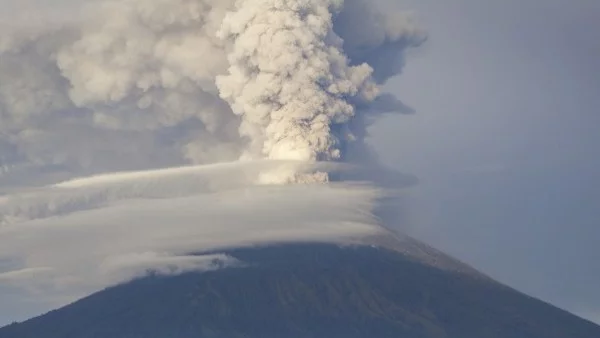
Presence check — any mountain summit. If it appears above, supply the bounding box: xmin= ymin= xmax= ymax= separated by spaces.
xmin=2 ymin=238 xmax=599 ymax=338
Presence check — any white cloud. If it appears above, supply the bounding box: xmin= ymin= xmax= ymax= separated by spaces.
xmin=0 ymin=161 xmax=385 ymax=318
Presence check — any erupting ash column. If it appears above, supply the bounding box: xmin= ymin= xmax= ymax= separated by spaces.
xmin=216 ymin=0 xmax=379 ymax=167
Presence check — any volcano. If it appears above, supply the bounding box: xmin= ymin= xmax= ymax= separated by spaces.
xmin=1 ymin=236 xmax=598 ymax=338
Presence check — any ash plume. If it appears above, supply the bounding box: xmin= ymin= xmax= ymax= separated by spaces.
xmin=0 ymin=0 xmax=424 ymax=182
xmin=216 ymin=0 xmax=378 ymax=163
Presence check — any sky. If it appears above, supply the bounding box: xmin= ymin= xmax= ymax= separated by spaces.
xmin=0 ymin=0 xmax=599 ymax=328
xmin=371 ymin=0 xmax=600 ymax=324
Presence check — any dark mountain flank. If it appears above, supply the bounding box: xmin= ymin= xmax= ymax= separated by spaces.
xmin=2 ymin=242 xmax=599 ymax=338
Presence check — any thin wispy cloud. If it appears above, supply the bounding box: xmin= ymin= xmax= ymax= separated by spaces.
xmin=0 ymin=161 xmax=386 ymax=317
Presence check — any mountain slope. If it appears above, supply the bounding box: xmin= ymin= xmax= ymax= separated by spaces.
xmin=1 ymin=243 xmax=599 ymax=338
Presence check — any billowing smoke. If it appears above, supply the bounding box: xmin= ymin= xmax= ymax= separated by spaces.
xmin=0 ymin=0 xmax=424 ymax=182
xmin=216 ymin=0 xmax=378 ymax=163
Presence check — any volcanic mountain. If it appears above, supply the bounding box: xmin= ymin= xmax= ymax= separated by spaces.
xmin=2 ymin=235 xmax=599 ymax=338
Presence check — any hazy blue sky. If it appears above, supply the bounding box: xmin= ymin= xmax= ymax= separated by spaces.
xmin=372 ymin=0 xmax=600 ymax=323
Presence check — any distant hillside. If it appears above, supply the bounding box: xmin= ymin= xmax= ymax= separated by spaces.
xmin=2 ymin=243 xmax=599 ymax=338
